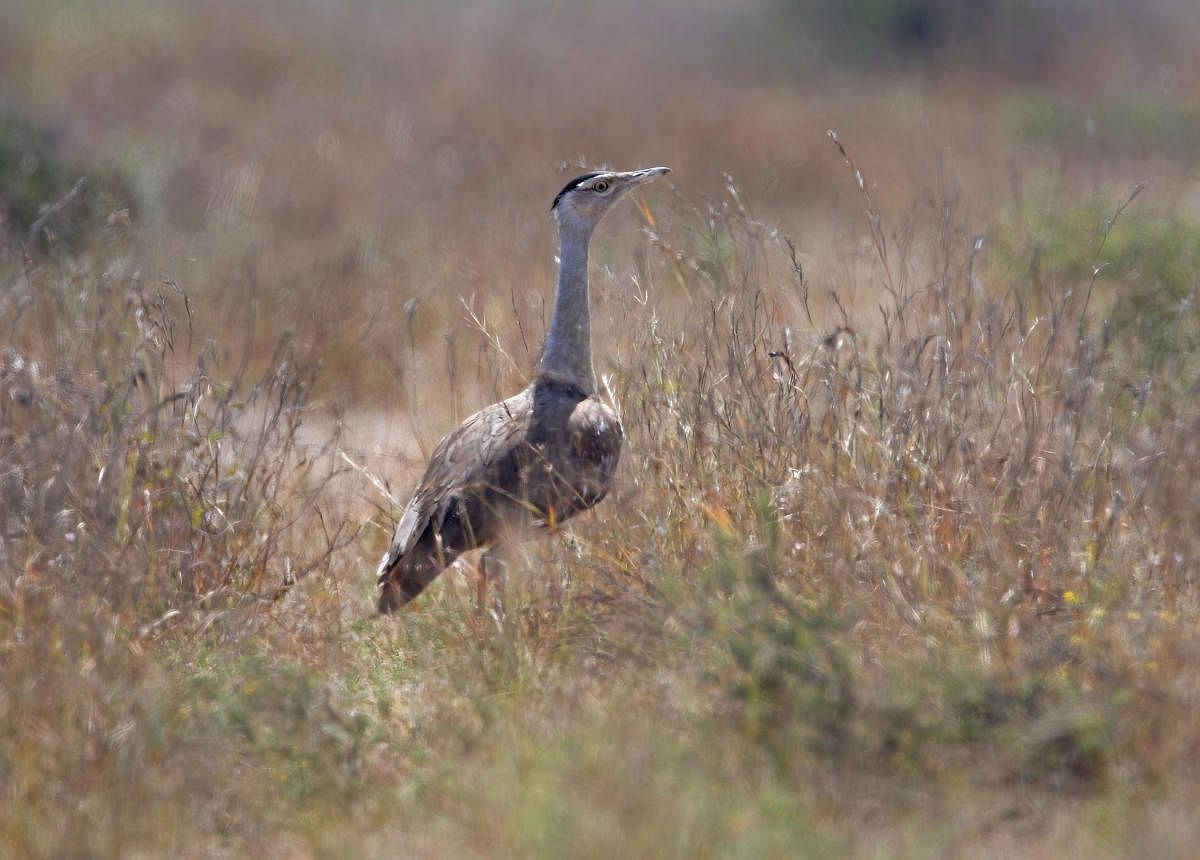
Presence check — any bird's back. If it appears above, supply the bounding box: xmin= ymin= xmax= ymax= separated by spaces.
xmin=377 ymin=378 xmax=623 ymax=611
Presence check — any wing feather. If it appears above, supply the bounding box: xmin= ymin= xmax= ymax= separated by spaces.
xmin=376 ymin=389 xmax=532 ymax=580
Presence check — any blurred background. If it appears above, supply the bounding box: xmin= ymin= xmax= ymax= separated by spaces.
xmin=4 ymin=0 xmax=1199 ymax=412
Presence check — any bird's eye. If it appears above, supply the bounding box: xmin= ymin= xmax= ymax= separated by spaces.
xmin=592 ymin=180 xmax=610 ymax=193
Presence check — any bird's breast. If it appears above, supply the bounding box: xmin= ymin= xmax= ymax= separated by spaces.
xmin=568 ymin=399 xmax=622 ymax=461
xmin=558 ymin=398 xmax=622 ymax=509
xmin=517 ymin=382 xmax=625 ymax=519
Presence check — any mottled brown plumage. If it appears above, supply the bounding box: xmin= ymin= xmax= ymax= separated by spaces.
xmin=376 ymin=167 xmax=668 ymax=612
xmin=376 ymin=378 xmax=622 ymax=612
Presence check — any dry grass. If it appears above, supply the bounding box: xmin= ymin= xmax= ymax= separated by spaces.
xmin=3 ymin=0 xmax=1200 ymax=856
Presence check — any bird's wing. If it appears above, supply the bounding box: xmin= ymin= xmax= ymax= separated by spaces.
xmin=377 ymin=389 xmax=533 ymax=579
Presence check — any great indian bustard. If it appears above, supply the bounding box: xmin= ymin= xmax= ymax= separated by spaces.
xmin=376 ymin=166 xmax=670 ymax=613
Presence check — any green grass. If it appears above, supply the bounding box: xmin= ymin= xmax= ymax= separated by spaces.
xmin=1008 ymin=92 xmax=1200 ymax=160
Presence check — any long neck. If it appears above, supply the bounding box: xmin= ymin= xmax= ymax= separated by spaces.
xmin=537 ymin=220 xmax=596 ymax=393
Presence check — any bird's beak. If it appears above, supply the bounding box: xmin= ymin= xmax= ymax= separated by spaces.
xmin=624 ymin=166 xmax=671 ymax=186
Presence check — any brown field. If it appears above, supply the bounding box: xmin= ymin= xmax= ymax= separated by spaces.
xmin=3 ymin=0 xmax=1200 ymax=856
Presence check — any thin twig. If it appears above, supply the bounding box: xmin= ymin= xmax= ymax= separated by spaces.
xmin=29 ymin=176 xmax=88 ymax=244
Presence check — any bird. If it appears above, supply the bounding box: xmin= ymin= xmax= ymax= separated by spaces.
xmin=376 ymin=166 xmax=670 ymax=613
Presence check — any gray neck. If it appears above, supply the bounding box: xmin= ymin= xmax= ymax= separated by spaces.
xmin=537 ymin=219 xmax=596 ymax=393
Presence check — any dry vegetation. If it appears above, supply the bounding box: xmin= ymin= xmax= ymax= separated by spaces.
xmin=3 ymin=0 xmax=1200 ymax=856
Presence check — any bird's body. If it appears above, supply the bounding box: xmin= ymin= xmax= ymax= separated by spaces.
xmin=377 ymin=166 xmax=669 ymax=612
xmin=376 ymin=377 xmax=622 ymax=612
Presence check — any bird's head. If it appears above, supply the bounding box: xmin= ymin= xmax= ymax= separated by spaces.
xmin=551 ymin=166 xmax=670 ymax=234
